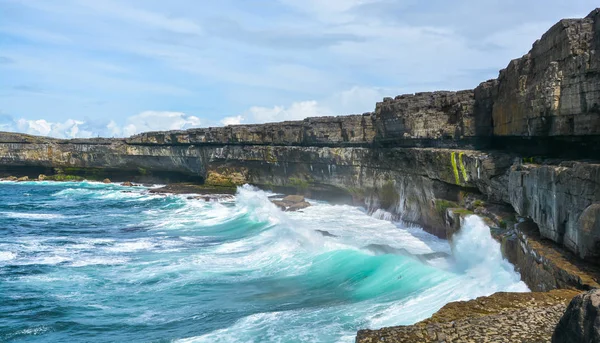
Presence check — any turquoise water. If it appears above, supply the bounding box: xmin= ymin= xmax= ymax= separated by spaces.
xmin=0 ymin=181 xmax=528 ymax=342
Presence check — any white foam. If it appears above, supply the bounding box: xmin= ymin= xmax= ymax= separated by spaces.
xmin=105 ymin=240 xmax=155 ymax=253
xmin=0 ymin=212 xmax=65 ymax=220
xmin=0 ymin=251 xmax=16 ymax=261
xmin=70 ymin=257 xmax=129 ymax=267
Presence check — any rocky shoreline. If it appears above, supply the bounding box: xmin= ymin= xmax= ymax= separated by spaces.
xmin=0 ymin=7 xmax=599 ymax=343
xmin=357 ymin=290 xmax=581 ymax=343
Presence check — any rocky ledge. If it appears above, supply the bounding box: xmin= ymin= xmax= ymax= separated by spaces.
xmin=356 ymin=290 xmax=581 ymax=343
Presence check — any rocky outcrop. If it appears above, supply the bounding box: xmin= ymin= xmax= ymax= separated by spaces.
xmin=500 ymin=220 xmax=600 ymax=292
xmin=553 ymin=289 xmax=600 ymax=343
xmin=127 ymin=114 xmax=376 ymax=146
xmin=373 ymin=91 xmax=477 ymax=146
xmin=271 ymin=195 xmax=312 ymax=212
xmin=356 ymin=290 xmax=580 ymax=343
xmin=509 ymin=161 xmax=600 ymax=259
xmin=493 ymin=10 xmax=600 ymax=138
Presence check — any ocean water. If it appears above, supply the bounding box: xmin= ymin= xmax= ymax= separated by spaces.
xmin=0 ymin=181 xmax=528 ymax=343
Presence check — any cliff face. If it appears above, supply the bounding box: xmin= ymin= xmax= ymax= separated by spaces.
xmin=0 ymin=10 xmax=599 ymax=269
xmin=493 ymin=10 xmax=600 ymax=138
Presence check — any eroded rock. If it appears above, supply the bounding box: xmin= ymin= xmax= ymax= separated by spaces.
xmin=553 ymin=289 xmax=600 ymax=343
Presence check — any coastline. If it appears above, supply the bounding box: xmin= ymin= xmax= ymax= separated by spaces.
xmin=3 ymin=178 xmax=598 ymax=341
xmin=1 ymin=7 xmax=599 ymax=342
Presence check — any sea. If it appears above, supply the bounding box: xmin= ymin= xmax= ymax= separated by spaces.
xmin=0 ymin=181 xmax=528 ymax=342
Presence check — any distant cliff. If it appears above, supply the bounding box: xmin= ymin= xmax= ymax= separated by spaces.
xmin=1 ymin=9 xmax=599 ymax=286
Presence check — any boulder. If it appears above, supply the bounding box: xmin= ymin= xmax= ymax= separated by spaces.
xmin=271 ymin=200 xmax=287 ymax=210
xmin=287 ymin=201 xmax=311 ymax=212
xmin=552 ymin=289 xmax=600 ymax=343
xmin=281 ymin=195 xmax=305 ymax=205
xmin=121 ymin=181 xmax=134 ymax=187
xmin=17 ymin=176 xmax=29 ymax=182
xmin=38 ymin=174 xmax=46 ymax=181
xmin=102 ymin=178 xmax=111 ymax=184
xmin=3 ymin=176 xmax=17 ymax=181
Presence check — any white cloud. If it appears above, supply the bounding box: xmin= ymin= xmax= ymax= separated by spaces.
xmin=220 ymin=115 xmax=244 ymax=126
xmin=1 ymin=111 xmax=204 ymax=139
xmin=15 ymin=118 xmax=94 ymax=138
xmin=120 ymin=111 xmax=202 ymax=136
xmin=244 ymin=100 xmax=332 ymax=124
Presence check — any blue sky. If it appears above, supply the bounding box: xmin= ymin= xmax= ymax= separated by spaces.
xmin=0 ymin=0 xmax=596 ymax=138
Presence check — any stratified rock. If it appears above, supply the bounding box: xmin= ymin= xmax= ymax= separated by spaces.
xmin=493 ymin=9 xmax=600 ymax=138
xmin=374 ymin=90 xmax=476 ymax=143
xmin=552 ymin=289 xmax=600 ymax=343
xmin=17 ymin=176 xmax=29 ymax=182
xmin=102 ymin=178 xmax=111 ymax=184
xmin=508 ymin=162 xmax=600 ymax=259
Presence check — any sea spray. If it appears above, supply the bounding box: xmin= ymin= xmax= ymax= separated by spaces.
xmin=452 ymin=215 xmax=529 ymax=292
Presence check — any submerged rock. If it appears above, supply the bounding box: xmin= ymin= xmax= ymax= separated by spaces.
xmin=552 ymin=289 xmax=600 ymax=343
xmin=315 ymin=230 xmax=338 ymax=238
xmin=271 ymin=195 xmax=312 ymax=212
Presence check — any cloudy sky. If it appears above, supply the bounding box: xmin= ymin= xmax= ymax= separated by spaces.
xmin=0 ymin=0 xmax=596 ymax=138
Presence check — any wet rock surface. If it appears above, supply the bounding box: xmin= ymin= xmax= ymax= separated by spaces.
xmin=271 ymin=195 xmax=312 ymax=212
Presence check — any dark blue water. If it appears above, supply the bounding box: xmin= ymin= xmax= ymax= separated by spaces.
xmin=0 ymin=181 xmax=527 ymax=342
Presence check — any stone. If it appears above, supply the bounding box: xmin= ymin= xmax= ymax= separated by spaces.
xmin=281 ymin=195 xmax=305 ymax=205
xmin=271 ymin=200 xmax=287 ymax=210
xmin=17 ymin=176 xmax=29 ymax=182
xmin=3 ymin=176 xmax=17 ymax=181
xmin=38 ymin=174 xmax=46 ymax=181
xmin=552 ymin=289 xmax=600 ymax=343
xmin=576 ymin=203 xmax=600 ymax=260
xmin=102 ymin=178 xmax=111 ymax=184
xmin=121 ymin=181 xmax=134 ymax=187
xmin=287 ymin=201 xmax=311 ymax=212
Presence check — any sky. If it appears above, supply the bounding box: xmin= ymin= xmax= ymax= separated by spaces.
xmin=0 ymin=0 xmax=597 ymax=138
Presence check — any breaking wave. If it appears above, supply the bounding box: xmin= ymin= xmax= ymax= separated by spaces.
xmin=0 ymin=182 xmax=527 ymax=342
